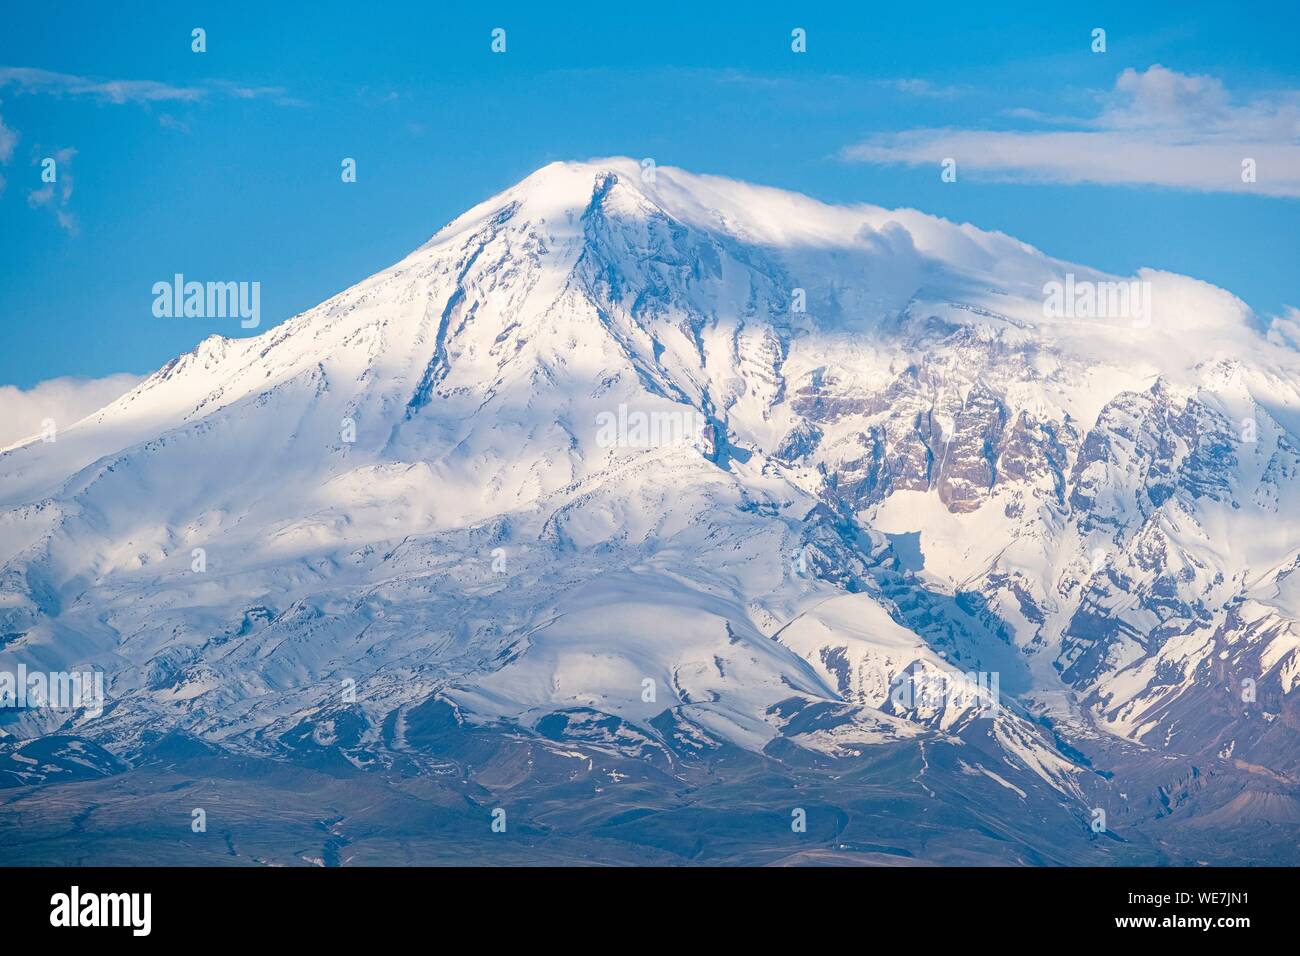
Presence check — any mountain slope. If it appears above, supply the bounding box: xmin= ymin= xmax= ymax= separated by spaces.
xmin=2 ymin=159 xmax=1298 ymax=864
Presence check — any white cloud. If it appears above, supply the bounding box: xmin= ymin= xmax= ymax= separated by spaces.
xmin=0 ymin=374 xmax=141 ymax=447
xmin=0 ymin=67 xmax=302 ymax=231
xmin=0 ymin=110 xmax=15 ymax=162
xmin=879 ymin=78 xmax=965 ymax=99
xmin=158 ymin=114 xmax=192 ymax=133
xmin=0 ymin=67 xmax=304 ymax=107
xmin=843 ymin=65 xmax=1300 ymax=197
xmin=0 ymin=106 xmax=15 ymax=197
xmin=0 ymin=67 xmax=205 ymax=104
xmin=1268 ymin=306 xmax=1300 ymax=351
xmin=206 ymin=80 xmax=305 ymax=107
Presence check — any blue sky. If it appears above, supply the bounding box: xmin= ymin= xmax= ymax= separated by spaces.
xmin=0 ymin=0 xmax=1297 ymax=388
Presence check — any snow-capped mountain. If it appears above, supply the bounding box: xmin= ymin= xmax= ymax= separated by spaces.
xmin=2 ymin=159 xmax=1298 ymax=864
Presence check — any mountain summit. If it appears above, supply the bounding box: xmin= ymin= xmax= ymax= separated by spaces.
xmin=2 ymin=160 xmax=1298 ymax=864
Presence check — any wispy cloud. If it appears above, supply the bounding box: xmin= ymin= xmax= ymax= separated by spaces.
xmin=878 ymin=78 xmax=966 ymax=99
xmin=0 ymin=110 xmax=16 ymax=161
xmin=206 ymin=80 xmax=306 ymax=108
xmin=0 ymin=106 xmax=15 ymax=195
xmin=0 ymin=66 xmax=204 ymax=103
xmin=843 ymin=65 xmax=1300 ymax=197
xmin=0 ymin=67 xmax=303 ymax=231
xmin=158 ymin=113 xmax=191 ymax=134
xmin=0 ymin=67 xmax=304 ymax=106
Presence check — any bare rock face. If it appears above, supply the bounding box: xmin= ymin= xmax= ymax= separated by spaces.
xmin=997 ymin=410 xmax=1076 ymax=507
xmin=1069 ymin=381 xmax=1239 ymax=528
xmin=934 ymin=382 xmax=1005 ymax=513
xmin=769 ymin=320 xmax=1300 ymax=819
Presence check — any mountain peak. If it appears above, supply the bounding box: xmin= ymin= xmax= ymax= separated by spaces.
xmin=4 ymin=162 xmax=1300 ymax=868
xmin=419 ymin=160 xmax=1268 ymax=373
xmin=425 ymin=157 xmax=644 ymax=246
